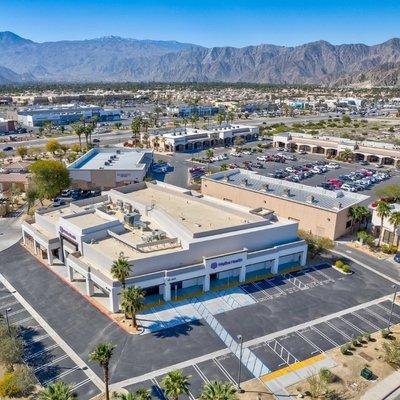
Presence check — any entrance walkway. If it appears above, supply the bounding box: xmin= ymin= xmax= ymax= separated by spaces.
xmin=138 ymin=286 xmax=256 ymax=334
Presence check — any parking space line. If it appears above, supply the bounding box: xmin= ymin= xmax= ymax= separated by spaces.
xmin=364 ymin=307 xmax=390 ymax=324
xmin=350 ymin=311 xmax=380 ymax=331
xmin=284 ymin=273 xmax=308 ymax=290
xmin=311 ymin=326 xmax=339 ymax=347
xmin=324 ymin=320 xmax=352 ymax=340
xmin=213 ymin=358 xmax=236 ymax=384
xmin=265 ymin=279 xmax=286 ymax=296
xmin=0 ymin=293 xmax=14 ymax=301
xmin=24 ymin=343 xmax=59 ymax=361
xmin=11 ymin=315 xmax=34 ymax=325
xmin=8 ymin=308 xmax=26 ymax=317
xmin=0 ymin=299 xmax=20 ymax=310
xmin=151 ymin=377 xmax=167 ymax=400
xmin=296 ymin=331 xmax=322 ymax=355
xmin=338 ymin=316 xmax=364 ymax=335
xmin=193 ymin=364 xmax=209 ymax=384
xmin=42 ymin=365 xmax=81 ymax=386
xmin=302 ymin=268 xmax=324 ymax=286
xmin=34 ymin=354 xmax=69 ymax=372
xmin=310 ymin=266 xmax=334 ymax=283
xmin=25 ymin=333 xmax=50 ymax=345
xmin=266 ymin=339 xmax=298 ymax=365
xmin=252 ymin=282 xmax=273 ymax=299
xmin=72 ymin=378 xmax=91 ymax=391
xmin=376 ymin=302 xmax=400 ymax=320
xmin=240 ymin=285 xmax=258 ymax=302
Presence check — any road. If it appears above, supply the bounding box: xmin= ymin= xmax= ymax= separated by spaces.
xmin=0 ymin=113 xmax=343 ymax=153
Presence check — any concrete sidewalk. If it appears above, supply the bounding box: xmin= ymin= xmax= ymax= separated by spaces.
xmin=361 ymin=371 xmax=400 ymax=400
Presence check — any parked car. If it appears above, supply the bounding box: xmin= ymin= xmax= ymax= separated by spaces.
xmin=394 ymin=253 xmax=400 ymax=263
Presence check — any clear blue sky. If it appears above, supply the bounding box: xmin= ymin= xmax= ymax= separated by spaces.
xmin=1 ymin=0 xmax=400 ymax=47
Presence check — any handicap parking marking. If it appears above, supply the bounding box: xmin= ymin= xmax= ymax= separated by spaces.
xmin=250 ymin=342 xmax=290 ymax=370
xmin=265 ymin=278 xmax=287 ymax=296
xmin=251 ymin=281 xmax=274 ymax=299
xmin=283 ymin=272 xmax=309 ymax=290
xmin=266 ymin=339 xmax=298 ymax=366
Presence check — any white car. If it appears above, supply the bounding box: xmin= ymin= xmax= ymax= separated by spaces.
xmin=230 ymin=152 xmax=241 ymax=157
xmin=242 ymin=151 xmax=251 ymax=155
xmin=327 ymin=162 xmax=340 ymax=169
xmin=257 ymin=156 xmax=266 ymax=161
xmin=341 ymin=183 xmax=356 ymax=192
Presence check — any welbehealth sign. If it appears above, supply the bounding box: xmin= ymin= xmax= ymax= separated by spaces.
xmin=204 ymin=251 xmax=247 ymax=273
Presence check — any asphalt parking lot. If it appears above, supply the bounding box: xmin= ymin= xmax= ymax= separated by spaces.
xmin=152 ymin=144 xmax=400 ymax=204
xmin=0 ymin=281 xmax=100 ymax=400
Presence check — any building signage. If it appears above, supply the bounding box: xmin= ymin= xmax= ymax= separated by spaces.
xmin=59 ymin=226 xmax=77 ymax=242
xmin=205 ymin=251 xmax=247 ymax=272
xmin=210 ymin=257 xmax=243 ymax=270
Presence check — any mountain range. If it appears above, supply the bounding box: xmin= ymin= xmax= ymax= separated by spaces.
xmin=0 ymin=31 xmax=400 ymax=86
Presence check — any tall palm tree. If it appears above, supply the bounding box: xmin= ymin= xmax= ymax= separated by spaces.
xmin=388 ymin=211 xmax=400 ymax=247
xmin=200 ymin=381 xmax=238 ymax=400
xmin=376 ymin=200 xmax=392 ymax=247
xmin=216 ymin=112 xmax=225 ymax=126
xmin=349 ymin=205 xmax=371 ymax=232
xmin=71 ymin=123 xmax=84 ymax=150
xmin=131 ymin=116 xmax=143 ymax=144
xmin=38 ymin=381 xmax=75 ymax=400
xmin=111 ymin=255 xmax=132 ymax=290
xmin=121 ymin=286 xmax=145 ymax=329
xmin=161 ymin=370 xmax=190 ymax=400
xmin=89 ymin=343 xmax=115 ymax=400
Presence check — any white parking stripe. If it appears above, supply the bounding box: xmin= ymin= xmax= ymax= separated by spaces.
xmin=325 ymin=320 xmax=352 ymax=340
xmin=364 ymin=307 xmax=390 ymax=324
xmin=350 ymin=312 xmax=380 ymax=331
xmin=296 ymin=331 xmax=322 ymax=354
xmin=252 ymin=282 xmax=272 ymax=299
xmin=338 ymin=316 xmax=364 ymax=335
xmin=11 ymin=315 xmax=34 ymax=325
xmin=375 ymin=302 xmax=400 ymax=320
xmin=311 ymin=326 xmax=339 ymax=347
xmin=0 ymin=293 xmax=13 ymax=301
xmin=213 ymin=358 xmax=236 ymax=384
xmin=265 ymin=279 xmax=286 ymax=296
xmin=193 ymin=364 xmax=209 ymax=384
xmin=43 ymin=365 xmax=80 ymax=386
xmin=311 ymin=266 xmax=334 ymax=283
xmin=72 ymin=378 xmax=91 ymax=391
xmin=34 ymin=354 xmax=69 ymax=372
xmin=0 ymin=299 xmax=20 ymax=310
xmin=240 ymin=285 xmax=257 ymax=302
xmin=24 ymin=343 xmax=59 ymax=361
xmin=8 ymin=308 xmax=26 ymax=317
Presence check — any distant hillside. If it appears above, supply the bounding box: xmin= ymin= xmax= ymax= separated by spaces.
xmin=0 ymin=31 xmax=400 ymax=86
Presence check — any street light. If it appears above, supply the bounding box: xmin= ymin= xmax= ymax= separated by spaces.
xmin=5 ymin=308 xmax=12 ymax=336
xmin=388 ymin=284 xmax=398 ymax=332
xmin=237 ymin=334 xmax=244 ymax=393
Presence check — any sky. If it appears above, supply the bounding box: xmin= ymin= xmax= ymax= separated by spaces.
xmin=1 ymin=0 xmax=400 ymax=47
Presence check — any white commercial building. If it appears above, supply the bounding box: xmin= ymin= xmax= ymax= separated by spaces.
xmin=148 ymin=124 xmax=259 ymax=152
xmin=21 ymin=181 xmax=307 ymax=312
xmin=68 ymin=148 xmax=153 ymax=190
xmin=17 ymin=104 xmax=121 ymax=127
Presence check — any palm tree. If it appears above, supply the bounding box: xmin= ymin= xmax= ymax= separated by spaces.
xmin=161 ymin=370 xmax=190 ymax=400
xmin=121 ymin=286 xmax=145 ymax=329
xmin=71 ymin=123 xmax=84 ymax=150
xmin=111 ymin=255 xmax=132 ymax=290
xmin=142 ymin=119 xmax=150 ymax=132
xmin=84 ymin=125 xmax=93 ymax=146
xmin=200 ymin=381 xmax=238 ymax=400
xmin=38 ymin=381 xmax=75 ymax=400
xmin=388 ymin=211 xmax=400 ymax=247
xmin=190 ymin=114 xmax=199 ymax=128
xmin=216 ymin=112 xmax=225 ymax=126
xmin=376 ymin=200 xmax=392 ymax=247
xmin=131 ymin=116 xmax=143 ymax=144
xmin=349 ymin=205 xmax=371 ymax=232
xmin=89 ymin=343 xmax=115 ymax=400
xmin=134 ymin=388 xmax=151 ymax=400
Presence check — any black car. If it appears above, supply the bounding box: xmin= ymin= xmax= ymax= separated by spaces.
xmin=3 ymin=146 xmax=13 ymax=151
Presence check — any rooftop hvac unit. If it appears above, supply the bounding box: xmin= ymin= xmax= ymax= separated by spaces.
xmin=104 ymin=161 xmax=109 ymax=166
xmin=116 ymin=149 xmax=121 ymax=154
xmin=283 ymin=188 xmax=291 ymax=197
xmin=124 ymin=212 xmax=141 ymax=226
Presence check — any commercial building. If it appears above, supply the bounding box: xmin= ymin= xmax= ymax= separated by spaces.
xmin=68 ymin=148 xmax=153 ymax=190
xmin=147 ymin=124 xmax=259 ymax=152
xmin=371 ymin=203 xmax=400 ymax=246
xmin=201 ymin=169 xmax=369 ymax=240
xmin=0 ymin=118 xmax=17 ymax=134
xmin=16 ymin=104 xmax=121 ymax=127
xmin=178 ymin=106 xmax=221 ymax=118
xmin=273 ymin=132 xmax=400 ymax=166
xmin=21 ymin=181 xmax=307 ymax=312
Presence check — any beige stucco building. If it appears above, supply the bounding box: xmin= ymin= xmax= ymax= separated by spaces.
xmin=201 ymin=169 xmax=369 ymax=240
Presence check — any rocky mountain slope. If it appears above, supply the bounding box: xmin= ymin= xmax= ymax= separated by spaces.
xmin=0 ymin=31 xmax=399 ymax=86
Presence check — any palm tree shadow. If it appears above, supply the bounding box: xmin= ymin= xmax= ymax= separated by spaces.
xmin=152 ymin=317 xmax=202 ymax=339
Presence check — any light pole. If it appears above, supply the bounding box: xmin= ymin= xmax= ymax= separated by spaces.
xmin=388 ymin=284 xmax=398 ymax=332
xmin=5 ymin=308 xmax=12 ymax=337
xmin=237 ymin=334 xmax=244 ymax=393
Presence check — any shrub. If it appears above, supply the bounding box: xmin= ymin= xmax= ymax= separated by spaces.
xmin=381 ymin=244 xmax=398 ymax=254
xmin=335 ymin=260 xmax=344 ymax=269
xmin=306 ymin=374 xmax=327 ymax=398
xmin=381 ymin=329 xmax=390 ymax=339
xmin=342 ymin=264 xmax=351 ymax=273
xmin=357 ymin=335 xmax=364 ymax=344
xmin=352 ymin=338 xmax=358 ymax=347
xmin=382 ymin=340 xmax=400 ymax=367
xmin=340 ymin=343 xmax=351 ymax=355
xmin=319 ymin=367 xmax=334 ymax=383
xmin=363 ymin=332 xmax=372 ymax=341
xmin=0 ymin=373 xmax=19 ymax=397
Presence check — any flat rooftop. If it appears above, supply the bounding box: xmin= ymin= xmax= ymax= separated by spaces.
xmin=68 ymin=148 xmax=152 ymax=171
xmin=121 ymin=184 xmax=263 ymax=234
xmin=64 ymin=212 xmax=111 ymax=230
xmin=205 ymin=169 xmax=369 ymax=211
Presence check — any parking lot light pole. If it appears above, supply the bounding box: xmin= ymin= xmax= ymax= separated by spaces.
xmin=5 ymin=308 xmax=12 ymax=336
xmin=237 ymin=334 xmax=244 ymax=393
xmin=388 ymin=284 xmax=398 ymax=332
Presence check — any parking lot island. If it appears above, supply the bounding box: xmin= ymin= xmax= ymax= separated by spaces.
xmin=201 ymin=169 xmax=369 ymax=240
xmin=20 ymin=180 xmax=307 ymax=312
